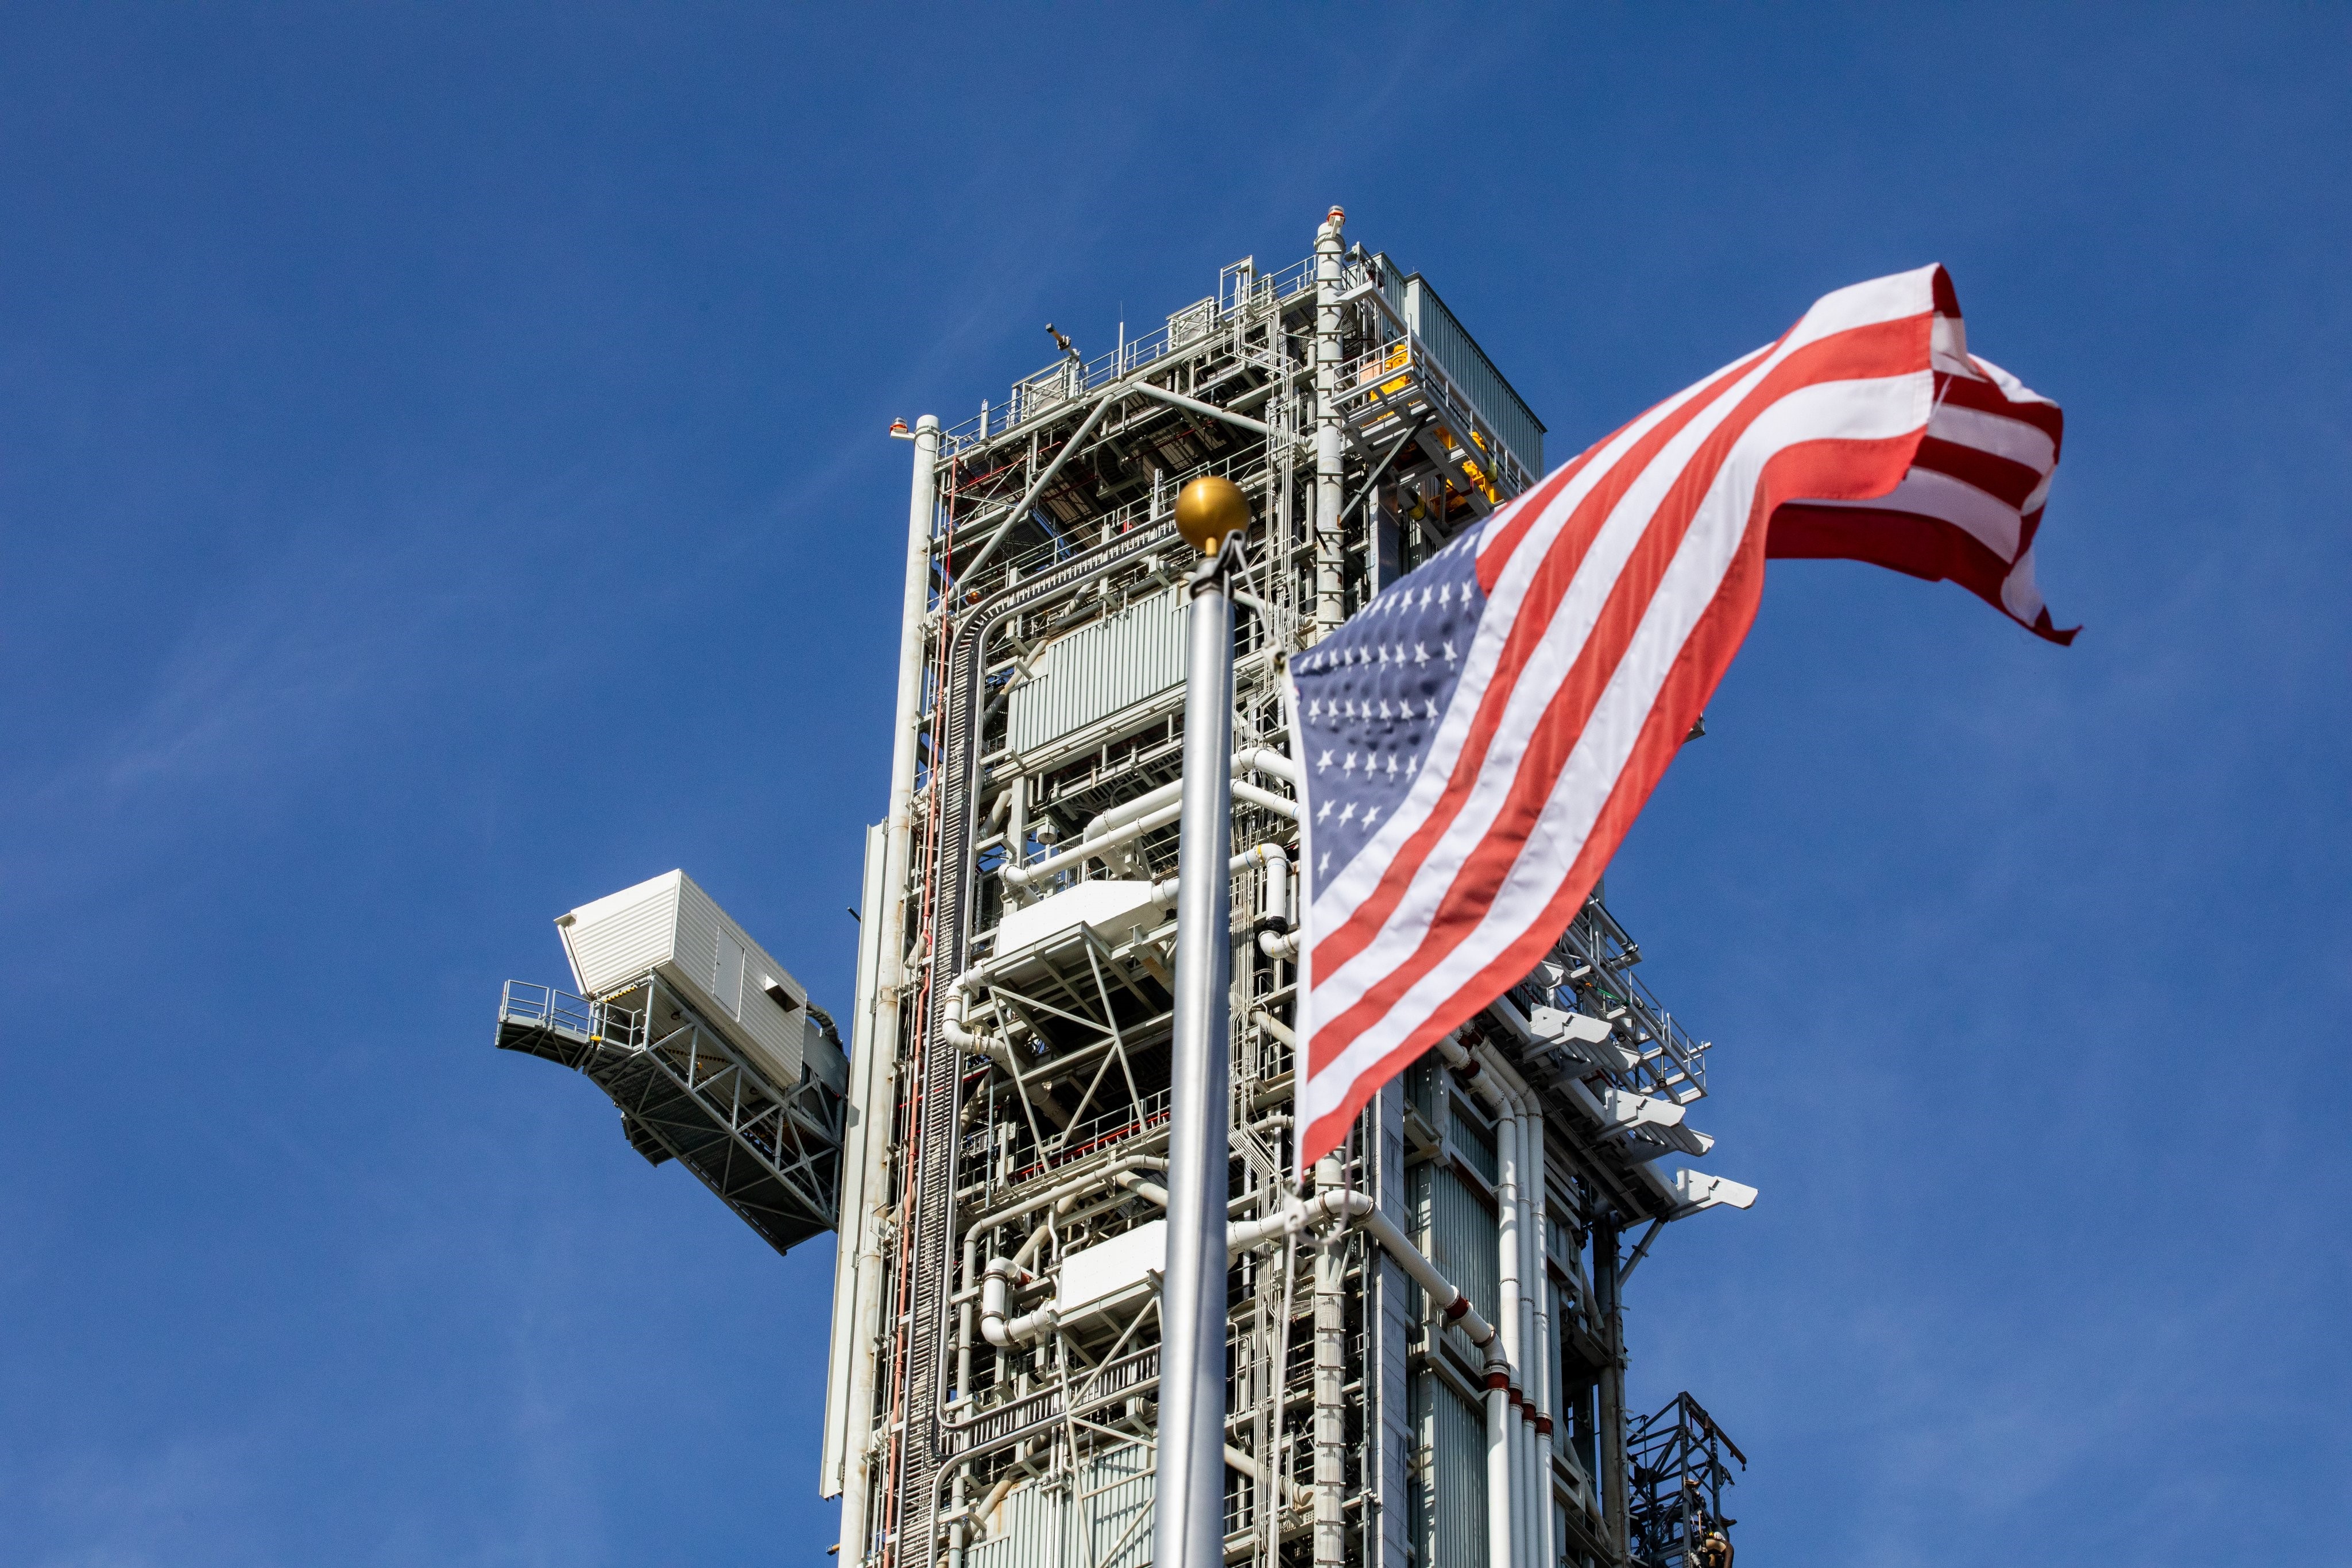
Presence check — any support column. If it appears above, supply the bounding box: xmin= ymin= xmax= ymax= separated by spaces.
xmin=1313 ymin=206 xmax=1347 ymax=634
xmin=1495 ymin=1106 xmax=1525 ymax=1568
xmin=1313 ymin=1156 xmax=1349 ymax=1568
xmin=1594 ymin=1217 xmax=1629 ymax=1562
xmin=837 ymin=412 xmax=939 ymax=1563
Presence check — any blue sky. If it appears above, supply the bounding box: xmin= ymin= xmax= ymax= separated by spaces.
xmin=2 ymin=6 xmax=2345 ymax=1565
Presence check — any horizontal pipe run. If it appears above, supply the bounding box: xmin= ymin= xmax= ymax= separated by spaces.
xmin=1000 ymin=752 xmax=1296 ymax=891
xmin=1225 ymin=1188 xmax=1502 ymax=1355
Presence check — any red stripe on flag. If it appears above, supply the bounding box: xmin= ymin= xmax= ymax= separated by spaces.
xmin=1308 ymin=313 xmax=1931 ymax=1013
xmin=1765 ymin=504 xmax=2078 ymax=644
xmin=1297 ymin=433 xmax=1921 ymax=1160
xmin=1307 ymin=348 xmax=1780 ymax=987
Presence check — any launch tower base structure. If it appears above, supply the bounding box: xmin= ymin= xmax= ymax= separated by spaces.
xmin=825 ymin=218 xmax=1755 ymax=1568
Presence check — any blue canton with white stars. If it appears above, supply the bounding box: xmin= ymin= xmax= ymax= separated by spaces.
xmin=1291 ymin=524 xmax=1491 ymax=901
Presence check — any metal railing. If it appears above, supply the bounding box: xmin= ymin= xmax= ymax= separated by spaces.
xmin=937 ymin=252 xmax=1318 ymax=455
xmin=497 ymin=979 xmax=644 ymax=1048
xmin=1334 ymin=334 xmax=1538 ymax=498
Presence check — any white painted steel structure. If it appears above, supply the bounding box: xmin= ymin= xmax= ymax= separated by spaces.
xmin=822 ymin=215 xmax=1756 ymax=1568
xmin=557 ymin=869 xmax=825 ymax=1095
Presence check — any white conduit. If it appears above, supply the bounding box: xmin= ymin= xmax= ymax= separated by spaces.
xmin=1494 ymin=1089 xmax=1525 ymax=1568
xmin=980 ymin=1255 xmax=1057 ymax=1348
xmin=1236 ymin=1175 xmax=1521 ymax=1568
xmin=1526 ymin=1084 xmax=1558 ymax=1568
xmin=999 ymin=750 xmax=1297 ymax=889
xmin=1439 ymin=1036 xmax=1530 ymax=1568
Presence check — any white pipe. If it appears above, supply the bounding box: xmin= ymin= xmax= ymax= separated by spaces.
xmin=1475 ymin=1040 xmax=1546 ymax=1568
xmin=1313 ymin=207 xmax=1347 ymax=633
xmin=1227 ymin=1188 xmax=1500 ymax=1350
xmin=1486 ymin=1341 xmax=1514 ymax=1568
xmin=1247 ymin=843 xmax=1291 ymax=929
xmin=1232 ymin=778 xmax=1298 ymax=820
xmin=1004 ymin=773 xmax=1028 ymax=903
xmin=968 ymin=1152 xmax=1169 ymax=1232
xmin=1311 ymin=1158 xmax=1347 ymax=1568
xmin=980 ymin=1255 xmax=1059 ymax=1347
xmin=1494 ymin=1087 xmax=1525 ymax=1568
xmin=1233 ymin=745 xmax=1301 ymax=785
xmin=1145 ymin=841 xmax=1293 ymax=916
xmin=1003 ymin=798 xmax=1183 ymax=888
xmin=1444 ymin=1033 xmax=1543 ymax=1568
xmin=1000 ymin=751 xmax=1295 ymax=889
xmin=1529 ymin=1095 xmax=1558 ymax=1568
xmin=1234 ymin=1169 xmax=1532 ymax=1568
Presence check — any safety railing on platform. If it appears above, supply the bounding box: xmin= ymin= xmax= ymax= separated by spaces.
xmin=937 ymin=251 xmax=1318 ymax=455
xmin=497 ymin=979 xmax=644 ymax=1048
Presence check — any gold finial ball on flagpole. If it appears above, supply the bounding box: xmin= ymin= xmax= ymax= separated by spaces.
xmin=1174 ymin=475 xmax=1249 ymax=556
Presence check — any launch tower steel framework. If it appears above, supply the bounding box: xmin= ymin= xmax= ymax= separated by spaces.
xmin=819 ymin=212 xmax=1758 ymax=1568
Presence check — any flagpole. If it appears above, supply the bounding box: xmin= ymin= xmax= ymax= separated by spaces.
xmin=1154 ymin=475 xmax=1250 ymax=1568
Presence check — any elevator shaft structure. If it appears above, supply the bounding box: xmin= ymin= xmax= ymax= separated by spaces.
xmin=824 ymin=216 xmax=1754 ymax=1568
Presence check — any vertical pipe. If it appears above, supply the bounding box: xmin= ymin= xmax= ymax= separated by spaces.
xmin=1312 ymin=207 xmax=1347 ymax=633
xmin=957 ymin=1234 xmax=977 ymax=1408
xmin=1513 ymin=1099 xmax=1538 ymax=1568
xmin=1312 ymin=1156 xmax=1349 ymax=1568
xmin=1004 ymin=773 xmax=1027 ymax=904
xmin=838 ymin=412 xmax=941 ymax=1563
xmin=1485 ymin=1346 xmax=1513 ymax=1568
xmin=1595 ymin=1217 xmax=1629 ymax=1558
xmin=1529 ymin=1113 xmax=1557 ymax=1568
xmin=946 ymin=1468 xmax=969 ymax=1568
xmin=1153 ymin=548 xmax=1237 ymax=1568
xmin=1494 ymin=1103 xmax=1523 ymax=1568
xmin=822 ymin=823 xmax=889 ymax=1497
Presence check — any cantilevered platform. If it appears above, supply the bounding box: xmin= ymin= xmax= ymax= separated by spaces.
xmin=495 ymin=975 xmax=844 ymax=1256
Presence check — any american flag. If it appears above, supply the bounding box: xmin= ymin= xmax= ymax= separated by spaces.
xmin=1289 ymin=264 xmax=2070 ymax=1168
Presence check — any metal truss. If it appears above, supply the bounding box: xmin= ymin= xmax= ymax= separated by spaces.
xmin=495 ymin=975 xmax=844 ymax=1256
xmin=1627 ymin=1392 xmax=1745 ymax=1568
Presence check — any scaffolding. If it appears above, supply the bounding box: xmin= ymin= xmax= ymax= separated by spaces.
xmin=1626 ymin=1394 xmax=1745 ymax=1568
xmin=822 ymin=212 xmax=1757 ymax=1568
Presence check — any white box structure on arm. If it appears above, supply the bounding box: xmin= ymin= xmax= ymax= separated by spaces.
xmin=555 ymin=869 xmax=812 ymax=1093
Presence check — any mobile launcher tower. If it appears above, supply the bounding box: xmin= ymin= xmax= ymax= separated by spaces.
xmin=497 ymin=211 xmax=1757 ymax=1568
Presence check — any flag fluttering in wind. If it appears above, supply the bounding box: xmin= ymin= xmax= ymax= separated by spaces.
xmin=1288 ymin=264 xmax=2071 ymax=1170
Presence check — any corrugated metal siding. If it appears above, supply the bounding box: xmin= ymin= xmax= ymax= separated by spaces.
xmin=562 ymin=870 xmax=809 ymax=1090
xmin=1448 ymin=1101 xmax=1498 ymax=1186
xmin=1405 ymin=276 xmax=1546 ymax=480
xmin=1008 ymin=589 xmax=1185 ymax=754
xmin=1421 ymin=1162 xmax=1498 ymax=1329
xmin=1429 ymin=1371 xmax=1490 ymax=1568
xmin=674 ymin=873 xmax=806 ymax=1085
xmin=966 ymin=1441 xmax=1155 ymax=1568
xmin=562 ymin=873 xmax=682 ymax=995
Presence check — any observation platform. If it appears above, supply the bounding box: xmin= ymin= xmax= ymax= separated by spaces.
xmin=494 ymin=975 xmax=844 ymax=1256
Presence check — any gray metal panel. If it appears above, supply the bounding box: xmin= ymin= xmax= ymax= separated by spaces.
xmin=1424 ymin=1161 xmax=1499 ymax=1327
xmin=967 ymin=1442 xmax=1155 ymax=1568
xmin=1448 ymin=1100 xmax=1499 ymax=1186
xmin=1429 ymin=1370 xmax=1490 ymax=1568
xmin=1008 ymin=587 xmax=1186 ymax=754
xmin=1405 ymin=276 xmax=1546 ymax=478
xmin=1374 ymin=1079 xmax=1413 ymax=1568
